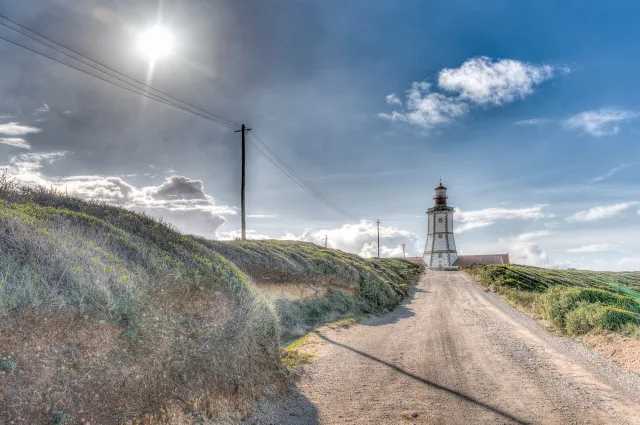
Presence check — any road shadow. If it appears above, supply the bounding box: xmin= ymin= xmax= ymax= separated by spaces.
xmin=243 ymin=390 xmax=320 ymax=425
xmin=314 ymin=332 xmax=530 ymax=425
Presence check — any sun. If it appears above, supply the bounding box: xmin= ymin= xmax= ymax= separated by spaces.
xmin=138 ymin=26 xmax=174 ymax=60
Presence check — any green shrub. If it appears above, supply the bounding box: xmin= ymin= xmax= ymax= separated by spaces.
xmin=600 ymin=307 xmax=639 ymax=331
xmin=565 ymin=302 xmax=603 ymax=335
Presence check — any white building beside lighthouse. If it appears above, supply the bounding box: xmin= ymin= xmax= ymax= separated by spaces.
xmin=424 ymin=181 xmax=458 ymax=268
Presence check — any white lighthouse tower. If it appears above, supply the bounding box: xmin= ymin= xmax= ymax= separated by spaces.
xmin=424 ymin=180 xmax=458 ymax=268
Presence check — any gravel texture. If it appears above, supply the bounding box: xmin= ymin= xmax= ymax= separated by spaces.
xmin=245 ymin=271 xmax=640 ymax=425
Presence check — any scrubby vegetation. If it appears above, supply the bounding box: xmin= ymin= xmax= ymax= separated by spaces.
xmin=0 ymin=174 xmax=281 ymax=423
xmin=0 ymin=173 xmax=422 ymax=423
xmin=203 ymin=239 xmax=423 ymax=340
xmin=463 ymin=264 xmax=640 ymax=338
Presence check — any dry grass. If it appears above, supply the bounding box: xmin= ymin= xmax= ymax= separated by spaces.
xmin=202 ymin=240 xmax=423 ymax=341
xmin=0 ymin=173 xmax=282 ymax=424
xmin=0 ymin=172 xmax=423 ymax=423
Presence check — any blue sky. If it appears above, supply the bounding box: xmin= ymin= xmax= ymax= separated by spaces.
xmin=1 ymin=0 xmax=640 ymax=270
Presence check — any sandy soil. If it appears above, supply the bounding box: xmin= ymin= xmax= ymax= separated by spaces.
xmin=245 ymin=271 xmax=640 ymax=425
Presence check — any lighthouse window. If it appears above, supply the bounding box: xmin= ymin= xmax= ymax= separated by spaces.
xmin=438 ymin=253 xmax=442 ymax=258
xmin=438 ymin=234 xmax=442 ymax=238
xmin=438 ymin=218 xmax=443 ymax=223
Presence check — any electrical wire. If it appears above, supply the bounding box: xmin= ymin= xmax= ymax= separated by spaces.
xmin=248 ymin=132 xmax=358 ymax=220
xmin=0 ymin=34 xmax=240 ymax=130
xmin=0 ymin=17 xmax=358 ymax=220
xmin=0 ymin=15 xmax=240 ymax=129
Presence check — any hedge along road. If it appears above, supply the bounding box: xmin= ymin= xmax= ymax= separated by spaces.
xmin=245 ymin=271 xmax=640 ymax=425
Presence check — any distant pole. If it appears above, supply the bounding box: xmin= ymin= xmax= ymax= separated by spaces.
xmin=234 ymin=124 xmax=252 ymax=240
xmin=324 ymin=235 xmax=328 ymax=248
xmin=376 ymin=219 xmax=381 ymax=258
xmin=402 ymin=243 xmax=405 ymax=259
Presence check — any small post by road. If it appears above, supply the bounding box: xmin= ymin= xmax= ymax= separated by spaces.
xmin=234 ymin=124 xmax=252 ymax=240
xmin=376 ymin=219 xmax=381 ymax=258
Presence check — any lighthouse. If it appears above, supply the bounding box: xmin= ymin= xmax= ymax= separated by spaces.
xmin=424 ymin=180 xmax=458 ymax=268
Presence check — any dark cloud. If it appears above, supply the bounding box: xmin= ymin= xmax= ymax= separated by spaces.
xmin=150 ymin=175 xmax=208 ymax=200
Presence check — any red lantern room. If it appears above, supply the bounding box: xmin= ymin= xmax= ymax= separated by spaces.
xmin=433 ymin=183 xmax=448 ymax=206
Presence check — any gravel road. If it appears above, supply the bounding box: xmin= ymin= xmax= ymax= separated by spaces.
xmin=245 ymin=271 xmax=640 ymax=425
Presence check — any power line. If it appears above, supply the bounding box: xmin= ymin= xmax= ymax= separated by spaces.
xmin=0 ymin=35 xmax=239 ymax=130
xmin=0 ymin=15 xmax=240 ymax=130
xmin=0 ymin=16 xmax=359 ymax=222
xmin=248 ymin=131 xmax=358 ymax=220
xmin=245 ymin=136 xmax=347 ymax=217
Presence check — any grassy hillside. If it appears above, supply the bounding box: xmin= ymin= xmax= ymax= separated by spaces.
xmin=0 ymin=173 xmax=422 ymax=424
xmin=203 ymin=240 xmax=423 ymax=340
xmin=463 ymin=264 xmax=640 ymax=338
xmin=0 ymin=176 xmax=281 ymax=424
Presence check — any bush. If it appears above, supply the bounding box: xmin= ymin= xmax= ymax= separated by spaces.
xmin=600 ymin=307 xmax=639 ymax=331
xmin=535 ymin=286 xmax=640 ymax=329
xmin=565 ymin=302 xmax=603 ymax=335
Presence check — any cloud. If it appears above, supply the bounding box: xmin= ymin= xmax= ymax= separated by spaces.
xmin=379 ymin=82 xmax=468 ymax=130
xmin=514 ymin=118 xmax=550 ymax=126
xmin=381 ymin=57 xmax=563 ymax=131
xmin=456 ymin=221 xmax=494 ymax=233
xmin=502 ymin=231 xmax=552 ymax=267
xmin=385 ymin=93 xmax=401 ymax=106
xmin=7 ymin=151 xmax=67 ymax=186
xmin=566 ymin=202 xmax=639 ymax=222
xmin=217 ymin=230 xmax=272 ymax=240
xmin=617 ymin=258 xmax=640 ymax=270
xmin=0 ymin=122 xmax=42 ymax=136
xmin=0 ymin=138 xmax=31 ymax=149
xmin=455 ymin=206 xmax=548 ymax=233
xmin=282 ymin=220 xmax=419 ymax=258
xmin=568 ymin=243 xmax=618 ymax=253
xmin=33 ymin=103 xmax=50 ymax=115
xmin=564 ymin=108 xmax=639 ymax=137
xmin=438 ymin=57 xmax=557 ymax=105
xmin=0 ymin=114 xmax=16 ymax=120
xmin=247 ymin=214 xmax=279 ymax=219
xmin=589 ymin=162 xmax=636 ymax=183
xmin=7 ymin=152 xmax=234 ymax=238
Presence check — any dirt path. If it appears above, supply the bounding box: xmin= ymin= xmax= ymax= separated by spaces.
xmin=245 ymin=271 xmax=640 ymax=425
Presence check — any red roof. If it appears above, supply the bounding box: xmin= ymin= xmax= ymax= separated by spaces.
xmin=453 ymin=254 xmax=510 ymax=266
xmin=435 ymin=184 xmax=447 ymax=190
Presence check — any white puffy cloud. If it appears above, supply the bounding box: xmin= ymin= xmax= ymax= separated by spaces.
xmin=385 ymin=93 xmax=402 ymax=106
xmin=590 ymin=162 xmax=635 ymax=183
xmin=0 ymin=138 xmax=30 ymax=149
xmin=379 ymin=82 xmax=468 ymax=130
xmin=455 ymin=206 xmax=548 ymax=233
xmin=438 ymin=56 xmax=556 ymax=105
xmin=381 ymin=57 xmax=563 ymax=131
xmin=566 ymin=202 xmax=639 ymax=222
xmin=502 ymin=231 xmax=552 ymax=267
xmin=7 ymin=151 xmax=67 ymax=186
xmin=564 ymin=109 xmax=639 ymax=137
xmin=7 ymin=152 xmax=234 ymax=238
xmin=0 ymin=122 xmax=42 ymax=136
xmin=567 ymin=243 xmax=618 ymax=253
xmin=280 ymin=220 xmax=418 ymax=258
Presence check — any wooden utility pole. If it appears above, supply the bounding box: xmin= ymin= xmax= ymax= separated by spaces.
xmin=402 ymin=243 xmax=405 ymax=259
xmin=234 ymin=124 xmax=251 ymax=240
xmin=324 ymin=235 xmax=328 ymax=248
xmin=376 ymin=219 xmax=381 ymax=258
